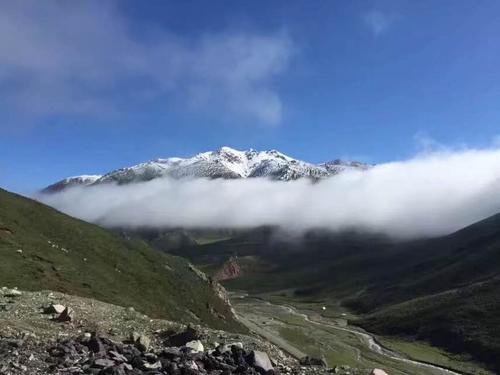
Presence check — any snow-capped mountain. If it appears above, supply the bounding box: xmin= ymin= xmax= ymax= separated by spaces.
xmin=43 ymin=147 xmax=370 ymax=191
xmin=42 ymin=175 xmax=103 ymax=193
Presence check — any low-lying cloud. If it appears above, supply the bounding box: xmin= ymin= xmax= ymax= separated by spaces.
xmin=38 ymin=148 xmax=500 ymax=239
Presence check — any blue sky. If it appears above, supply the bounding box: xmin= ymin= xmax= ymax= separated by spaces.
xmin=1 ymin=0 xmax=500 ymax=192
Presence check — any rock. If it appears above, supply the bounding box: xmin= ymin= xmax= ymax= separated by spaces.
xmin=94 ymin=358 xmax=115 ymax=368
xmin=86 ymin=336 xmax=105 ymax=354
xmin=163 ymin=326 xmax=201 ymax=347
xmin=299 ymin=356 xmax=327 ymax=367
xmin=161 ymin=347 xmax=182 ymax=359
xmin=4 ymin=289 xmax=22 ymax=297
xmin=143 ymin=360 xmax=161 ymax=370
xmin=123 ymin=363 xmax=133 ymax=371
xmin=249 ymin=350 xmax=274 ymax=374
xmin=218 ymin=341 xmax=244 ymax=353
xmin=38 ymin=332 xmax=285 ymax=375
xmin=370 ymin=370 xmax=388 ymax=375
xmin=135 ymin=334 xmax=151 ymax=352
xmin=185 ymin=340 xmax=204 ymax=352
xmin=56 ymin=307 xmax=74 ymax=322
xmin=185 ymin=360 xmax=199 ymax=371
xmin=110 ymin=350 xmax=128 ymax=363
xmin=130 ymin=331 xmax=141 ymax=342
xmin=45 ymin=304 xmax=66 ymax=314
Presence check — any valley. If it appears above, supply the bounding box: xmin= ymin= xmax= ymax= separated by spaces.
xmin=152 ymin=222 xmax=500 ymax=373
xmin=231 ymin=291 xmax=492 ymax=375
xmin=3 ymin=2 xmax=499 ymax=373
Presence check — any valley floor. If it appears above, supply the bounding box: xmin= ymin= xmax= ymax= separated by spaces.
xmin=231 ymin=291 xmax=493 ymax=375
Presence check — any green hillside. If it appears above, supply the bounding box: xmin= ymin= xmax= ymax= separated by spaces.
xmin=0 ymin=188 xmax=243 ymax=332
xmin=350 ymin=214 xmax=500 ymax=371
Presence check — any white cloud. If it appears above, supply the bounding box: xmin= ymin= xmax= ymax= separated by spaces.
xmin=363 ymin=11 xmax=395 ymax=36
xmin=39 ymin=147 xmax=500 ymax=239
xmin=0 ymin=1 xmax=292 ymax=125
xmin=413 ymin=132 xmax=450 ymax=154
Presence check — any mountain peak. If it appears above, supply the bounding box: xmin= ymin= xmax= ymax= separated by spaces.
xmin=42 ymin=148 xmax=370 ymax=192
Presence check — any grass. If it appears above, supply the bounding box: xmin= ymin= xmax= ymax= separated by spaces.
xmin=0 ymin=188 xmax=244 ymax=332
xmin=379 ymin=337 xmax=493 ymax=375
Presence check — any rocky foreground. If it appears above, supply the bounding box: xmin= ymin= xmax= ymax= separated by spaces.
xmin=0 ymin=288 xmax=385 ymax=375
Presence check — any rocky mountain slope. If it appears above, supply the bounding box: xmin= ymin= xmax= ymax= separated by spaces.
xmin=0 ymin=289 xmax=287 ymax=375
xmin=0 ymin=289 xmax=365 ymax=375
xmin=0 ymin=188 xmax=241 ymax=332
xmin=43 ymin=147 xmax=369 ymax=192
xmin=42 ymin=175 xmax=102 ymax=193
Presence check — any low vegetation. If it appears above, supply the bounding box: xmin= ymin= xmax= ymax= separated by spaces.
xmin=0 ymin=188 xmax=242 ymax=332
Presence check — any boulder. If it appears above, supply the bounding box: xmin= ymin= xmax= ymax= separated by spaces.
xmin=299 ymin=356 xmax=327 ymax=367
xmin=45 ymin=304 xmax=66 ymax=314
xmin=143 ymin=361 xmax=162 ymax=370
xmin=109 ymin=350 xmax=128 ymax=363
xmin=163 ymin=326 xmax=201 ymax=347
xmin=4 ymin=289 xmax=22 ymax=297
xmin=56 ymin=307 xmax=74 ymax=322
xmin=94 ymin=358 xmax=115 ymax=368
xmin=218 ymin=341 xmax=243 ymax=353
xmin=131 ymin=333 xmax=150 ymax=352
xmin=185 ymin=340 xmax=204 ymax=352
xmin=249 ymin=350 xmax=274 ymax=374
xmin=86 ymin=336 xmax=105 ymax=354
xmin=370 ymin=370 xmax=388 ymax=375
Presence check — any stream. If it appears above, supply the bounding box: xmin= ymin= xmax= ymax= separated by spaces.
xmin=233 ymin=293 xmax=466 ymax=375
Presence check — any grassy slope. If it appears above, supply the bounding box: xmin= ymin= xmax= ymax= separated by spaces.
xmin=359 ymin=278 xmax=500 ymax=370
xmin=350 ymin=214 xmax=500 ymax=371
xmin=0 ymin=188 xmax=243 ymax=332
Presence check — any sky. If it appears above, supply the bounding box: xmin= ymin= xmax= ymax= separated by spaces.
xmin=1 ymin=0 xmax=500 ymax=192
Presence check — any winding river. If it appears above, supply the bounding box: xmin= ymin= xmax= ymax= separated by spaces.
xmin=233 ymin=293 xmax=466 ymax=375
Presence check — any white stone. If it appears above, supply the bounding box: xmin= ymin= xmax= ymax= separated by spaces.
xmin=370 ymin=369 xmax=389 ymax=375
xmin=219 ymin=342 xmax=243 ymax=352
xmin=185 ymin=340 xmax=204 ymax=352
xmin=4 ymin=289 xmax=22 ymax=297
xmin=251 ymin=351 xmax=273 ymax=373
xmin=47 ymin=304 xmax=66 ymax=314
xmin=143 ymin=361 xmax=161 ymax=370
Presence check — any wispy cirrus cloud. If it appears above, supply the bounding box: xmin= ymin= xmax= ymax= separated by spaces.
xmin=363 ymin=10 xmax=396 ymax=36
xmin=0 ymin=1 xmax=292 ymax=125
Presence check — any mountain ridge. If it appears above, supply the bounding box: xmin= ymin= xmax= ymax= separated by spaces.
xmin=42 ymin=146 xmax=370 ymax=192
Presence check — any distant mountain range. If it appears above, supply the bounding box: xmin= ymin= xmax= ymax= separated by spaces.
xmin=42 ymin=147 xmax=370 ymax=192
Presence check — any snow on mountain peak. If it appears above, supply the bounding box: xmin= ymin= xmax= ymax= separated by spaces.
xmin=42 ymin=147 xmax=370 ymax=192
xmin=42 ymin=174 xmax=103 ymax=193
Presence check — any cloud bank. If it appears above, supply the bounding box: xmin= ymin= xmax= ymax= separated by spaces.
xmin=38 ymin=147 xmax=500 ymax=239
xmin=0 ymin=1 xmax=291 ymax=124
